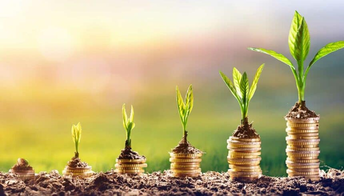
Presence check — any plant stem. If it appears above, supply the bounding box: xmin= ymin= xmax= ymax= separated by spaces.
xmin=74 ymin=152 xmax=79 ymax=158
xmin=241 ymin=117 xmax=249 ymax=128
xmin=183 ymin=130 xmax=188 ymax=143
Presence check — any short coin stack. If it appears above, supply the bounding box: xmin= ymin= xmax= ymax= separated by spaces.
xmin=9 ymin=168 xmax=35 ymax=180
xmin=227 ymin=136 xmax=262 ymax=182
xmin=63 ymin=166 xmax=94 ymax=178
xmin=285 ymin=117 xmax=320 ymax=181
xmin=115 ymin=158 xmax=147 ymax=175
xmin=169 ymin=152 xmax=202 ymax=177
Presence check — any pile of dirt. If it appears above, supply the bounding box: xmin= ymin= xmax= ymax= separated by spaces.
xmin=232 ymin=118 xmax=260 ymax=139
xmin=172 ymin=137 xmax=202 ymax=154
xmin=286 ymin=101 xmax=319 ymax=119
xmin=67 ymin=157 xmax=89 ymax=168
xmin=1 ymin=169 xmax=343 ymax=195
xmin=118 ymin=148 xmax=145 ymax=160
xmin=11 ymin=158 xmax=33 ymax=171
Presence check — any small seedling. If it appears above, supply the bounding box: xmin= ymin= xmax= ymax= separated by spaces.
xmin=122 ymin=104 xmax=135 ymax=149
xmin=176 ymin=85 xmax=193 ymax=142
xmin=220 ymin=64 xmax=264 ymax=126
xmin=71 ymin=122 xmax=82 ymax=158
xmin=249 ymin=11 xmax=344 ymax=107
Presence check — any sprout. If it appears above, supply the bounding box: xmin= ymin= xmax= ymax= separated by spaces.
xmin=249 ymin=11 xmax=344 ymax=106
xmin=71 ymin=122 xmax=82 ymax=158
xmin=122 ymin=104 xmax=135 ymax=149
xmin=220 ymin=64 xmax=264 ymax=124
xmin=176 ymin=85 xmax=193 ymax=141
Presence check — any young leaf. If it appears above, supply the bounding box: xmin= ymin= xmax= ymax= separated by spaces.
xmin=130 ymin=105 xmax=134 ymax=122
xmin=248 ymin=47 xmax=295 ymax=70
xmin=233 ymin=68 xmax=242 ymax=97
xmin=249 ymin=64 xmax=264 ymax=100
xmin=185 ymin=85 xmax=193 ymax=115
xmin=176 ymin=86 xmax=185 ymax=119
xmin=289 ymin=11 xmax=310 ymax=62
xmin=122 ymin=104 xmax=128 ymax=130
xmin=219 ymin=71 xmax=240 ymax=103
xmin=309 ymin=41 xmax=344 ymax=67
xmin=288 ymin=11 xmax=303 ymax=61
xmin=240 ymin=73 xmax=249 ymax=105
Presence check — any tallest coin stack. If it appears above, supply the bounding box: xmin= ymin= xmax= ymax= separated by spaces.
xmin=285 ymin=117 xmax=320 ymax=181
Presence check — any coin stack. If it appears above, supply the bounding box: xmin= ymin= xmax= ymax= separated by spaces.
xmin=115 ymin=158 xmax=147 ymax=175
xmin=63 ymin=166 xmax=94 ymax=178
xmin=9 ymin=168 xmax=35 ymax=180
xmin=169 ymin=152 xmax=202 ymax=177
xmin=285 ymin=117 xmax=320 ymax=181
xmin=227 ymin=136 xmax=262 ymax=182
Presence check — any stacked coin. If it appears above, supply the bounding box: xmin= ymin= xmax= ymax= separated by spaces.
xmin=169 ymin=152 xmax=202 ymax=177
xmin=9 ymin=168 xmax=35 ymax=180
xmin=285 ymin=117 xmax=320 ymax=181
xmin=115 ymin=158 xmax=147 ymax=175
xmin=63 ymin=166 xmax=94 ymax=178
xmin=227 ymin=136 xmax=262 ymax=182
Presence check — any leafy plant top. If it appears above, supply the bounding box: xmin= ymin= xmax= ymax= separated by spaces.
xmin=249 ymin=11 xmax=344 ymax=105
xmin=176 ymin=85 xmax=193 ymax=136
xmin=71 ymin=122 xmax=82 ymax=158
xmin=122 ymin=104 xmax=135 ymax=149
xmin=220 ymin=64 xmax=264 ymax=122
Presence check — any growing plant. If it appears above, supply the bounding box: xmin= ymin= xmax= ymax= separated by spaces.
xmin=71 ymin=122 xmax=82 ymax=158
xmin=176 ymin=85 xmax=193 ymax=142
xmin=219 ymin=64 xmax=264 ymax=126
xmin=249 ymin=11 xmax=344 ymax=107
xmin=122 ymin=104 xmax=135 ymax=149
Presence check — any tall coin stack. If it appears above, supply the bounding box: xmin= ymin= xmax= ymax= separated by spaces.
xmin=169 ymin=152 xmax=202 ymax=177
xmin=115 ymin=158 xmax=147 ymax=175
xmin=285 ymin=117 xmax=320 ymax=181
xmin=227 ymin=136 xmax=262 ymax=182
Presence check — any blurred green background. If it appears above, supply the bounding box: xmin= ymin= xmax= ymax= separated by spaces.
xmin=0 ymin=1 xmax=343 ymax=176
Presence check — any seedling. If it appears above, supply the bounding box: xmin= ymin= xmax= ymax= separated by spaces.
xmin=122 ymin=104 xmax=135 ymax=149
xmin=249 ymin=11 xmax=344 ymax=107
xmin=71 ymin=122 xmax=82 ymax=158
xmin=176 ymin=85 xmax=193 ymax=143
xmin=220 ymin=64 xmax=264 ymax=128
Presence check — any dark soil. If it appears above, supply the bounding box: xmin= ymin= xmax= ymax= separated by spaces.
xmin=118 ymin=148 xmax=145 ymax=160
xmin=1 ymin=169 xmax=344 ymax=195
xmin=286 ymin=101 xmax=319 ymax=119
xmin=11 ymin=158 xmax=33 ymax=171
xmin=67 ymin=157 xmax=89 ymax=168
xmin=172 ymin=134 xmax=203 ymax=154
xmin=233 ymin=118 xmax=260 ymax=139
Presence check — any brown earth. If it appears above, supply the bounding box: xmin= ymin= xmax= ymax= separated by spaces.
xmin=11 ymin=158 xmax=33 ymax=171
xmin=0 ymin=169 xmax=343 ymax=195
xmin=67 ymin=157 xmax=89 ymax=168
xmin=118 ymin=148 xmax=145 ymax=160
xmin=172 ymin=134 xmax=203 ymax=154
xmin=232 ymin=118 xmax=260 ymax=139
xmin=286 ymin=101 xmax=319 ymax=119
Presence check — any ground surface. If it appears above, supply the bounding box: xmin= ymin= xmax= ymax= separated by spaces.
xmin=0 ymin=169 xmax=343 ymax=195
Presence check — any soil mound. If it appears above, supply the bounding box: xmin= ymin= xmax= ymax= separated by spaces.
xmin=286 ymin=101 xmax=319 ymax=119
xmin=118 ymin=148 xmax=145 ymax=160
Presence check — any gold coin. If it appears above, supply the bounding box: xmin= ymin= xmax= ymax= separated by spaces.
xmin=228 ymin=170 xmax=262 ymax=177
xmin=115 ymin=163 xmax=147 ymax=169
xmin=170 ymin=153 xmax=202 ymax=158
xmin=227 ymin=157 xmax=261 ymax=165
xmin=287 ymin=169 xmax=319 ymax=175
xmin=227 ymin=147 xmax=261 ymax=152
xmin=116 ymin=158 xmax=146 ymax=164
xmin=229 ymin=165 xmax=261 ymax=172
xmin=286 ymin=128 xmax=319 ymax=133
xmin=170 ymin=163 xmax=200 ymax=169
xmin=169 ymin=157 xmax=202 ymax=163
xmin=228 ymin=137 xmax=261 ymax=142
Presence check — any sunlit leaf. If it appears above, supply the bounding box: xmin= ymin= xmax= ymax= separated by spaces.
xmin=233 ymin=67 xmax=242 ymax=97
xmin=309 ymin=41 xmax=344 ymax=67
xmin=249 ymin=64 xmax=264 ymax=100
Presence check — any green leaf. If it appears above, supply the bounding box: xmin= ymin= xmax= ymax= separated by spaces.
xmin=176 ymin=86 xmax=185 ymax=118
xmin=185 ymin=85 xmax=193 ymax=114
xmin=249 ymin=64 xmax=264 ymax=100
xmin=129 ymin=105 xmax=134 ymax=122
xmin=309 ymin=41 xmax=344 ymax=67
xmin=232 ymin=67 xmax=242 ymax=97
xmin=219 ymin=71 xmax=239 ymax=101
xmin=240 ymin=72 xmax=249 ymax=105
xmin=288 ymin=11 xmax=310 ymax=62
xmin=248 ymin=47 xmax=295 ymax=70
xmin=122 ymin=104 xmax=128 ymax=130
